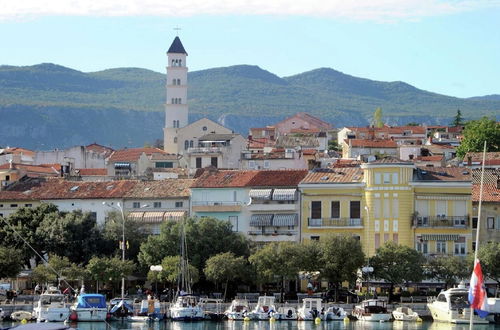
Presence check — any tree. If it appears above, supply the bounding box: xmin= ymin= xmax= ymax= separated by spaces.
xmin=152 ymin=256 xmax=199 ymax=291
xmin=319 ymin=235 xmax=365 ymax=301
xmin=478 ymin=242 xmax=500 ymax=294
xmin=373 ymin=107 xmax=384 ymax=128
xmin=0 ymin=246 xmax=23 ymax=278
xmin=371 ymin=242 xmax=425 ymax=302
xmin=86 ymin=256 xmax=135 ymax=294
xmin=101 ymin=211 xmax=147 ymax=261
xmin=204 ymin=252 xmax=247 ymax=300
xmin=249 ymin=242 xmax=303 ymax=302
xmin=451 ymin=109 xmax=464 ymax=127
xmin=426 ymin=256 xmax=471 ymax=289
xmin=456 ymin=117 xmax=500 ymax=158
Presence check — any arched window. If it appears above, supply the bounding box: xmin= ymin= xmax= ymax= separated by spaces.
xmin=184 ymin=140 xmax=189 ymax=150
xmin=178 ymin=98 xmax=182 ymax=104
xmin=177 ymin=79 xmax=181 ymax=85
xmin=179 ymin=59 xmax=182 ymax=66
xmin=189 ymin=140 xmax=194 ymax=148
xmin=171 ymin=59 xmax=175 ymax=66
xmin=173 ymin=120 xmax=176 ymax=128
xmin=174 ymin=137 xmax=177 ymax=143
xmin=171 ymin=98 xmax=175 ymax=104
xmin=176 ymin=120 xmax=180 ymax=127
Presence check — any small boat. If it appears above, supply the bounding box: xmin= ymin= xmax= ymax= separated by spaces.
xmin=352 ymin=299 xmax=392 ymax=322
xmin=169 ymin=295 xmax=204 ymax=321
xmin=392 ymin=306 xmax=419 ymax=321
xmin=270 ymin=306 xmax=297 ymax=320
xmin=427 ymin=284 xmax=489 ymax=324
xmin=10 ymin=310 xmax=34 ymax=322
xmin=246 ymin=296 xmax=276 ymax=320
xmin=32 ymin=287 xmax=70 ymax=322
xmin=297 ymin=298 xmax=327 ymax=320
xmin=109 ymin=298 xmax=134 ymax=320
xmin=128 ymin=297 xmax=164 ymax=322
xmin=0 ymin=307 xmax=4 ymax=321
xmin=71 ymin=293 xmax=108 ymax=321
xmin=199 ymin=298 xmax=225 ymax=321
xmin=224 ymin=299 xmax=250 ymax=320
xmin=325 ymin=305 xmax=348 ymax=320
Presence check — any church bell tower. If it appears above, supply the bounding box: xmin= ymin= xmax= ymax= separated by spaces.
xmin=163 ymin=36 xmax=188 ymax=154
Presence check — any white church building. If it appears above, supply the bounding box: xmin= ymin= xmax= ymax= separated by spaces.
xmin=163 ymin=37 xmax=246 ymax=171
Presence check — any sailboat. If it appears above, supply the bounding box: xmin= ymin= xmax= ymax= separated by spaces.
xmin=169 ymin=220 xmax=204 ymax=321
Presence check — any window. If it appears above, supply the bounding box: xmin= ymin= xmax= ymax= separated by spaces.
xmin=189 ymin=140 xmax=194 ymax=148
xmin=416 ymin=240 xmax=428 ymax=254
xmin=196 ymin=157 xmax=202 ymax=168
xmin=472 ymin=217 xmax=478 ymax=229
xmin=202 ymin=126 xmax=208 ymax=131
xmin=174 ymin=137 xmax=177 ymax=143
xmin=175 ymin=202 xmax=183 ymax=208
xmin=392 ymin=173 xmax=399 ymax=184
xmin=10 ymin=204 xmax=18 ymax=208
xmin=331 ymin=201 xmax=340 ymax=219
xmin=436 ymin=241 xmax=447 ymax=254
xmin=350 ymin=201 xmax=360 ymax=219
xmin=393 ymin=233 xmax=398 ymax=243
xmin=374 ymin=198 xmax=381 ymax=218
xmin=374 ymin=220 xmax=380 ymax=232
xmin=184 ymin=140 xmax=189 ymax=150
xmin=211 ymin=157 xmax=218 ymax=168
xmin=375 ymin=233 xmax=380 ymax=249
xmin=248 ymin=161 xmax=255 ymax=169
xmin=384 ymin=220 xmax=389 ymax=232
xmin=153 ymin=202 xmax=162 ymax=208
xmin=383 ymin=199 xmax=389 ymax=218
xmin=89 ymin=212 xmax=97 ymax=222
xmin=383 ymin=173 xmax=391 ymax=184
xmin=392 ymin=199 xmax=399 ymax=218
xmin=454 ymin=242 xmax=466 ymax=255
xmin=311 ymin=236 xmax=320 ymax=241
xmin=311 ymin=201 xmax=322 ymax=219
xmin=487 ymin=217 xmax=495 ymax=229
xmin=263 ymin=160 xmax=270 ymax=169
xmin=229 ymin=216 xmax=238 ymax=231
xmin=173 ymin=120 xmax=177 ymax=128
xmin=5 ymin=175 xmax=10 ymax=181
xmin=393 ymin=220 xmax=398 ymax=232
xmin=133 ymin=202 xmax=140 ymax=208
xmin=156 ymin=162 xmax=173 ymax=168
xmin=24 ymin=204 xmax=32 ymax=207
xmin=436 ymin=200 xmax=447 ymax=217
xmin=375 ymin=173 xmax=381 ymax=185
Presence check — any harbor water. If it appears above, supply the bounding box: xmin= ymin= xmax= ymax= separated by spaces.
xmin=2 ymin=320 xmax=500 ymax=330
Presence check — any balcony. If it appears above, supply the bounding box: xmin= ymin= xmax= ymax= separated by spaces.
xmin=308 ymin=218 xmax=363 ymax=228
xmin=247 ymin=201 xmax=297 ymax=212
xmin=187 ymin=147 xmax=222 ymax=154
xmin=192 ymin=201 xmax=242 ymax=212
xmin=248 ymin=230 xmax=298 ymax=242
xmin=413 ymin=216 xmax=468 ymax=228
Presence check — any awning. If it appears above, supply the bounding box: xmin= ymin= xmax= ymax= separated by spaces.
xmin=114 ymin=162 xmax=131 ymax=168
xmin=142 ymin=212 xmax=166 ymax=223
xmin=164 ymin=211 xmax=186 ymax=220
xmin=250 ymin=214 xmax=273 ymax=226
xmin=421 ymin=234 xmax=460 ymax=241
xmin=272 ymin=214 xmax=298 ymax=227
xmin=127 ymin=212 xmax=144 ymax=220
xmin=249 ymin=189 xmax=272 ymax=200
xmin=272 ymin=189 xmax=297 ymax=201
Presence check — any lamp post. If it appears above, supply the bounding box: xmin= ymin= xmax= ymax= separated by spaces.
xmin=103 ymin=202 xmax=126 ymax=301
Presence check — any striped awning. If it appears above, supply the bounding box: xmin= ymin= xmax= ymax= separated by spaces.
xmin=127 ymin=212 xmax=144 ymax=220
xmin=164 ymin=211 xmax=186 ymax=220
xmin=273 ymin=214 xmax=298 ymax=227
xmin=249 ymin=189 xmax=272 ymax=200
xmin=250 ymin=214 xmax=273 ymax=227
xmin=142 ymin=212 xmax=166 ymax=223
xmin=272 ymin=189 xmax=297 ymax=201
xmin=421 ymin=234 xmax=460 ymax=241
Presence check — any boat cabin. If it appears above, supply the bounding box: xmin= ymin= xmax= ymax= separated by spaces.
xmin=76 ymin=294 xmax=107 ymax=309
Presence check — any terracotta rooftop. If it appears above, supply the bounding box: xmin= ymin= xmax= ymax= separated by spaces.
xmin=247 ymin=170 xmax=308 ymax=187
xmin=192 ymin=169 xmax=308 ymax=188
xmin=347 ymin=139 xmax=397 ymax=148
xmin=472 ymin=184 xmax=500 ymax=202
xmin=346 ymin=126 xmax=425 ymax=135
xmin=124 ymin=179 xmax=194 ymax=198
xmin=329 ymin=159 xmax=362 ymax=168
xmin=414 ymin=155 xmax=443 ymax=162
xmin=471 ymin=168 xmax=500 ymax=185
xmin=464 ymin=152 xmax=500 ymax=165
xmin=149 ymin=153 xmax=179 ymax=161
xmin=415 ymin=167 xmax=471 ymax=181
xmin=368 ymin=157 xmax=413 ymax=165
xmin=276 ymin=135 xmax=319 ymax=148
xmin=278 ymin=112 xmax=332 ymax=130
xmin=301 ymin=167 xmax=364 ymax=184
xmin=108 ymin=148 xmax=166 ymax=162
xmin=0 ymin=163 xmax=60 ymax=176
xmin=0 ymin=147 xmax=35 ymax=157
xmin=248 ymin=137 xmax=276 ymax=149
xmin=85 ymin=143 xmax=114 ymax=157
xmin=76 ymin=168 xmax=108 ymax=176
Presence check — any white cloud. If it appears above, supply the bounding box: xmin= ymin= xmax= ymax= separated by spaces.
xmin=1 ymin=0 xmax=499 ymax=22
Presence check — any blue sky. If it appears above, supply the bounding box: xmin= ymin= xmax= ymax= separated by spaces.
xmin=1 ymin=0 xmax=499 ymax=98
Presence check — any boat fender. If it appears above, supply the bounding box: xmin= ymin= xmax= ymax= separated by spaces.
xmin=269 ymin=317 xmax=276 ymax=322
xmin=417 ymin=317 xmax=423 ymax=322
xmin=315 ymin=317 xmax=321 ymax=324
xmin=343 ymin=317 xmax=350 ymax=322
xmin=244 ymin=316 xmax=250 ymax=322
xmin=69 ymin=311 xmax=78 ymax=321
xmin=21 ymin=319 xmax=28 ymax=324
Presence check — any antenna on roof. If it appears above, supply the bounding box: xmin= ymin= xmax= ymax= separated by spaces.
xmin=174 ymin=26 xmax=182 ymax=36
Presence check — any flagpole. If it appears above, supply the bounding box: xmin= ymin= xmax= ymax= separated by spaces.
xmin=469 ymin=141 xmax=487 ymax=329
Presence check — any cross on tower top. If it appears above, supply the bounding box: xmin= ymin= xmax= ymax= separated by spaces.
xmin=174 ymin=26 xmax=181 ymax=36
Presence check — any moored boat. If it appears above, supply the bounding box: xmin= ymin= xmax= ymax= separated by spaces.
xmin=325 ymin=305 xmax=348 ymax=320
xmin=10 ymin=310 xmax=34 ymax=322
xmin=71 ymin=293 xmax=108 ymax=321
xmin=392 ymin=306 xmax=419 ymax=321
xmin=246 ymin=296 xmax=276 ymax=320
xmin=199 ymin=298 xmax=225 ymax=321
xmin=169 ymin=295 xmax=204 ymax=321
xmin=109 ymin=298 xmax=134 ymax=320
xmin=271 ymin=306 xmax=297 ymax=320
xmin=128 ymin=297 xmax=164 ymax=322
xmin=224 ymin=299 xmax=250 ymax=320
xmin=297 ymin=298 xmax=326 ymax=320
xmin=32 ymin=287 xmax=70 ymax=322
xmin=352 ymin=299 xmax=391 ymax=322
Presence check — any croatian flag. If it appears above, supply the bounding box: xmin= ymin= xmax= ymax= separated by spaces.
xmin=468 ymin=259 xmax=489 ymax=318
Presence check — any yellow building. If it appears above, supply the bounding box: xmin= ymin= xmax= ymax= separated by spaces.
xmin=299 ymin=159 xmax=472 ymax=257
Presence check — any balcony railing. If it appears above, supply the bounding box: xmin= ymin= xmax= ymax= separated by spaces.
xmin=192 ymin=201 xmax=242 ymax=206
xmin=187 ymin=147 xmax=222 ymax=154
xmin=308 ymin=218 xmax=363 ymax=228
xmin=248 ymin=230 xmax=298 ymax=236
xmin=413 ymin=216 xmax=469 ymax=228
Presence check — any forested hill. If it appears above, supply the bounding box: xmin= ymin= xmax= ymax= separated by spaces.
xmin=1 ymin=63 xmax=499 ymax=149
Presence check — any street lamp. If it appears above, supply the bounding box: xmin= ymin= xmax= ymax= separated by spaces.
xmin=102 ymin=202 xmax=126 ymax=301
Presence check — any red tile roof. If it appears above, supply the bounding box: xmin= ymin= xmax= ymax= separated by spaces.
xmin=472 ymin=184 xmax=500 ymax=202
xmin=0 ymin=163 xmax=60 ymax=176
xmin=76 ymin=168 xmax=108 ymax=176
xmin=85 ymin=143 xmax=114 ymax=157
xmin=415 ymin=155 xmax=443 ymax=161
xmin=192 ymin=169 xmax=308 ymax=188
xmin=278 ymin=112 xmax=332 ymax=130
xmin=247 ymin=170 xmax=308 ymax=187
xmin=301 ymin=168 xmax=364 ymax=184
xmin=124 ymin=179 xmax=194 ymax=198
xmin=1 ymin=147 xmax=35 ymax=157
xmin=347 ymin=139 xmax=397 ymax=148
xmin=465 ymin=152 xmax=500 ymax=165
xmin=108 ymin=148 xmax=166 ymax=162
xmin=416 ymin=167 xmax=471 ymax=181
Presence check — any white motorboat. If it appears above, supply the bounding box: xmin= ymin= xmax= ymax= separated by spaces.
xmin=325 ymin=305 xmax=348 ymax=320
xmin=246 ymin=296 xmax=276 ymax=320
xmin=297 ymin=298 xmax=326 ymax=320
xmin=10 ymin=310 xmax=34 ymax=321
xmin=71 ymin=293 xmax=108 ymax=321
xmin=392 ymin=306 xmax=419 ymax=321
xmin=271 ymin=306 xmax=297 ymax=320
xmin=128 ymin=297 xmax=164 ymax=322
xmin=224 ymin=299 xmax=250 ymax=320
xmin=170 ymin=295 xmax=204 ymax=321
xmin=352 ymin=299 xmax=392 ymax=322
xmin=32 ymin=287 xmax=70 ymax=322
xmin=199 ymin=298 xmax=225 ymax=321
xmin=427 ymin=284 xmax=489 ymax=324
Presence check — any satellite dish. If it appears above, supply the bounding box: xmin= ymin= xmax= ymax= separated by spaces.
xmin=246 ymin=197 xmax=253 ymax=206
